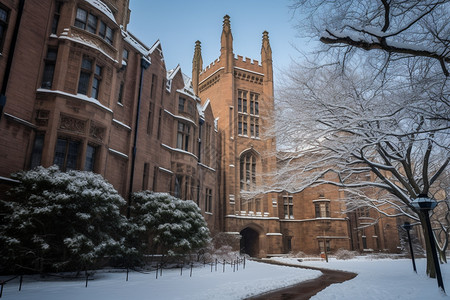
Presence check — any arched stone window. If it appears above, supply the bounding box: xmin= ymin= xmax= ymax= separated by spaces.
xmin=240 ymin=151 xmax=257 ymax=191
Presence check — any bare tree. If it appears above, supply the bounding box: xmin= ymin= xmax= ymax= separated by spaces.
xmin=272 ymin=62 xmax=449 ymax=277
xmin=283 ymin=0 xmax=450 ymax=277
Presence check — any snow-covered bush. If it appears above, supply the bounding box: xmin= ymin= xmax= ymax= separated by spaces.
xmin=130 ymin=191 xmax=210 ymax=257
xmin=0 ymin=166 xmax=135 ymax=273
xmin=202 ymin=244 xmax=242 ymax=262
xmin=334 ymin=249 xmax=358 ymax=260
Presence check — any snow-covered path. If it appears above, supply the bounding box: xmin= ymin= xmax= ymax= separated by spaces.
xmin=272 ymin=257 xmax=449 ymax=300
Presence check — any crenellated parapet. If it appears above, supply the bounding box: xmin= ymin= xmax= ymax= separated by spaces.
xmin=233 ymin=55 xmax=264 ymax=72
xmin=200 ymin=58 xmax=222 ymax=77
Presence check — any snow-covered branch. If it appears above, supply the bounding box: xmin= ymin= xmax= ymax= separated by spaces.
xmin=320 ymin=29 xmax=449 ymax=76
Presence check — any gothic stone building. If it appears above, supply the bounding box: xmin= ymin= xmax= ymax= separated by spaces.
xmin=0 ymin=0 xmax=401 ymax=257
xmin=192 ymin=15 xmax=401 ymax=257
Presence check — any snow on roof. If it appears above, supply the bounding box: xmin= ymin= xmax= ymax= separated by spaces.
xmin=84 ymin=0 xmax=116 ymax=25
xmin=122 ymin=29 xmax=150 ymax=56
xmin=214 ymin=117 xmax=219 ymax=131
xmin=197 ymin=102 xmax=205 ymax=118
xmin=181 ymin=73 xmax=196 ymax=96
xmin=149 ymin=40 xmax=163 ymax=56
xmin=197 ymin=99 xmax=211 ymax=119
xmin=167 ymin=65 xmax=181 ymax=80
xmin=202 ymin=99 xmax=211 ymax=111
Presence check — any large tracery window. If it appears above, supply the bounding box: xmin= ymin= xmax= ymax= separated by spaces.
xmin=240 ymin=151 xmax=257 ymax=191
xmin=238 ymin=90 xmax=260 ymax=139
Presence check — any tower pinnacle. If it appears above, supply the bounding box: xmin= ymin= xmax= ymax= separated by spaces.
xmin=192 ymin=40 xmax=203 ymax=95
xmin=220 ymin=15 xmax=234 ymax=73
xmin=261 ymin=31 xmax=273 ymax=82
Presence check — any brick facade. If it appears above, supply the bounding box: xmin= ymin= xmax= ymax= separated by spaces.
xmin=0 ymin=0 xmax=219 ymax=230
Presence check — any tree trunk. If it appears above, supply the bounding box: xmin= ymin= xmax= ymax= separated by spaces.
xmin=438 ymin=248 xmax=447 ymax=264
xmin=419 ymin=213 xmax=436 ymax=278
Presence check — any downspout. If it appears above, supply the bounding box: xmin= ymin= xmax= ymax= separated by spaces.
xmin=127 ymin=56 xmax=150 ymax=218
xmin=0 ymin=0 xmax=25 ymax=119
xmin=198 ymin=117 xmax=204 ymax=162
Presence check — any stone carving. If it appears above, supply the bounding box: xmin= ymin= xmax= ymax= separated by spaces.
xmin=59 ymin=114 xmax=86 ymax=133
xmin=89 ymin=123 xmax=106 ymax=141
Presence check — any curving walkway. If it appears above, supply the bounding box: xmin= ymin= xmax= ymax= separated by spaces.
xmin=246 ymin=259 xmax=357 ymax=300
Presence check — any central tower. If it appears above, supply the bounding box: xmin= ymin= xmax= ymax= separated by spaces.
xmin=192 ymin=16 xmax=280 ymax=257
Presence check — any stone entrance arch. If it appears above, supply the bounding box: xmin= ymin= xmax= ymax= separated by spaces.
xmin=240 ymin=227 xmax=260 ymax=257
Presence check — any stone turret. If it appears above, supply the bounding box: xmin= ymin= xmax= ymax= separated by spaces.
xmin=192 ymin=40 xmax=203 ymax=95
xmin=261 ymin=31 xmax=273 ymax=82
xmin=220 ymin=15 xmax=234 ymax=73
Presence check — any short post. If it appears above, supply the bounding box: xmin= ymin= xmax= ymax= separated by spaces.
xmin=85 ymin=269 xmax=89 ymax=288
xmin=126 ymin=267 xmax=129 ymax=281
xmin=402 ymin=222 xmax=417 ymax=273
xmin=19 ymin=275 xmax=23 ymax=291
xmin=190 ymin=263 xmax=193 ymax=277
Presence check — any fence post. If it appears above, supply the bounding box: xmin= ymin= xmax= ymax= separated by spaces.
xmin=215 ymin=259 xmax=217 ymax=272
xmin=223 ymin=260 xmax=225 ymax=272
xmin=156 ymin=264 xmax=158 ymax=279
xmin=1 ymin=282 xmax=4 ymax=298
xmin=85 ymin=269 xmax=88 ymax=288
xmin=19 ymin=275 xmax=23 ymax=291
xmin=190 ymin=263 xmax=193 ymax=277
xmin=243 ymin=257 xmax=246 ymax=269
xmin=126 ymin=267 xmax=129 ymax=282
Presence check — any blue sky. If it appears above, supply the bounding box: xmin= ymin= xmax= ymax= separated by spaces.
xmin=127 ymin=0 xmax=313 ymax=79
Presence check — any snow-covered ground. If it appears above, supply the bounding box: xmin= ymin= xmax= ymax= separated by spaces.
xmin=1 ymin=257 xmax=449 ymax=299
xmin=0 ymin=260 xmax=320 ymax=300
xmin=273 ymin=256 xmax=449 ymax=300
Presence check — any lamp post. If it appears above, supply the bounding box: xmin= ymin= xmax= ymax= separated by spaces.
xmin=402 ymin=222 xmax=416 ymax=273
xmin=411 ymin=194 xmax=445 ymax=292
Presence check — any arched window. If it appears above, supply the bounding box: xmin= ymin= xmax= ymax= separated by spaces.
xmin=240 ymin=151 xmax=257 ymax=191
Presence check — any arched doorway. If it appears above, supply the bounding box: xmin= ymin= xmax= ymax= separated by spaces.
xmin=240 ymin=227 xmax=259 ymax=257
